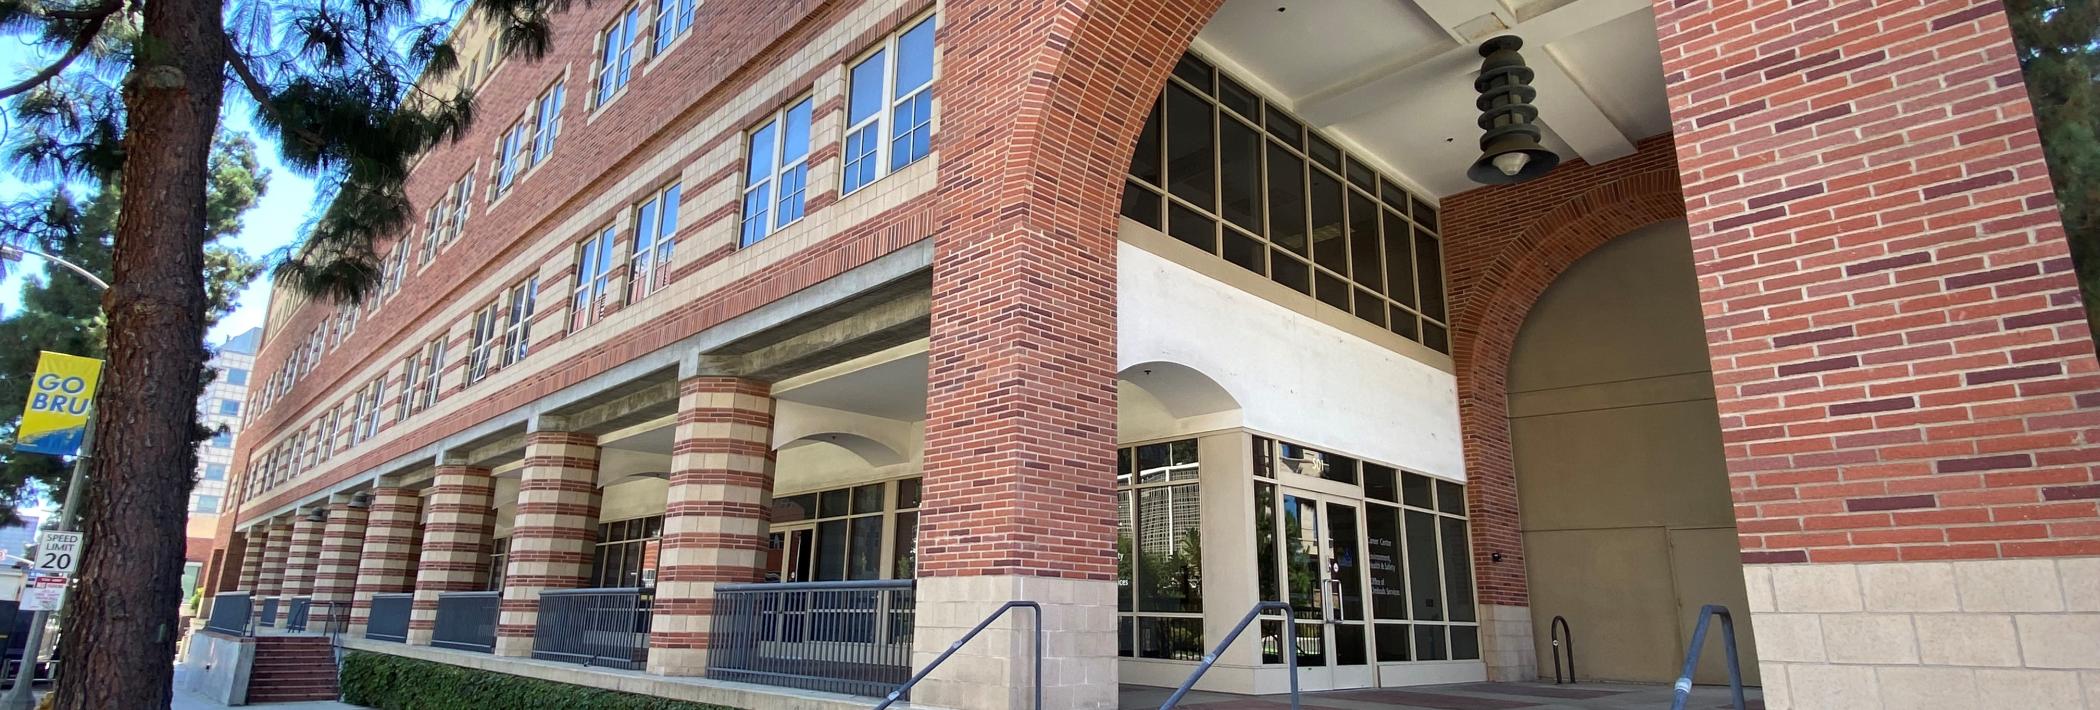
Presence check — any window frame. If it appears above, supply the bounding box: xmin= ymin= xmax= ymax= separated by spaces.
xmin=531 ymin=81 xmax=566 ymax=166
xmin=501 ymin=277 xmax=538 ymax=367
xmin=467 ymin=300 xmax=502 ymax=385
xmin=840 ymin=13 xmax=937 ymax=196
xmin=652 ymin=0 xmax=696 ymax=54
xmin=594 ymin=5 xmax=643 ymax=108
xmin=628 ymin=182 xmax=682 ymax=301
xmin=570 ymin=227 xmax=617 ymax=332
xmin=740 ymin=96 xmax=814 ymax=247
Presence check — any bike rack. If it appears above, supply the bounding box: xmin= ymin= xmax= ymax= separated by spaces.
xmin=1668 ymin=604 xmax=1747 ymax=710
xmin=1159 ymin=602 xmax=1300 ymax=710
xmin=874 ymin=601 xmax=1041 ymax=710
xmin=1549 ymin=615 xmax=1575 ymax=684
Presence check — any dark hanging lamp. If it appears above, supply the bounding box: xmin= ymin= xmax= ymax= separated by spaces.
xmin=1468 ymin=35 xmax=1560 ymax=185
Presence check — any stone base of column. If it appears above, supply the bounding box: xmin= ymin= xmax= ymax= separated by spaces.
xmin=493 ymin=624 xmax=534 ymax=658
xmin=1748 ymin=558 xmax=2100 ymax=709
xmin=1478 ymin=604 xmax=1538 ymax=682
xmin=408 ymin=590 xmax=439 ymax=646
xmin=911 ymin=576 xmax=1117 ymax=710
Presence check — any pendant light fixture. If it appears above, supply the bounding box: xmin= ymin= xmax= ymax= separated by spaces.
xmin=1468 ymin=35 xmax=1560 ymax=185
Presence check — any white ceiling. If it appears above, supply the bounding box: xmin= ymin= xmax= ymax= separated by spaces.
xmin=772 ymin=351 xmax=929 ymax=421
xmin=1194 ymin=0 xmax=1671 ymax=198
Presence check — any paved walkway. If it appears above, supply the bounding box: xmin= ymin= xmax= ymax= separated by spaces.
xmin=1119 ymin=681 xmax=1762 ymax=710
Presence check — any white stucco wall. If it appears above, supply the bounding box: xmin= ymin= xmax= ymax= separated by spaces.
xmin=1118 ymin=241 xmax=1465 ymax=480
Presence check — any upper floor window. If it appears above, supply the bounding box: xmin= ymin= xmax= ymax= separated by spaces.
xmin=203 ymin=464 xmax=228 ymax=481
xmin=224 ymin=368 xmax=248 ymax=386
xmin=356 ymin=376 xmax=385 ymax=442
xmin=1120 ymin=52 xmax=1450 ymax=354
xmin=396 ymin=354 xmax=420 ymax=422
xmin=531 ymin=82 xmax=566 ymax=165
xmin=218 ymin=399 xmax=240 ymax=416
xmin=629 ymin=183 xmax=682 ymax=300
xmin=494 ymin=121 xmax=529 ymax=196
xmin=210 ymin=431 xmax=233 ymax=449
xmin=595 ymin=7 xmax=642 ymax=107
xmin=502 ymin=277 xmax=538 ymax=367
xmin=741 ymin=97 xmax=813 ymax=247
xmin=842 ymin=14 xmax=936 ymax=195
xmin=467 ymin=300 xmax=501 ymax=385
xmin=193 ymin=495 xmax=221 ymax=514
xmin=571 ymin=227 xmax=617 ymax=331
xmin=653 ymin=0 xmax=696 ymax=53
xmin=448 ymin=171 xmax=474 ymax=242
xmin=415 ymin=337 xmax=445 ymax=411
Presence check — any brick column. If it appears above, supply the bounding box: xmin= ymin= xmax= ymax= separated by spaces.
xmin=409 ymin=465 xmax=495 ymax=645
xmin=350 ymin=486 xmax=422 ymax=637
xmin=312 ymin=493 xmax=369 ymax=629
xmin=280 ymin=511 xmax=326 ymax=598
xmin=913 ymin=3 xmax=1217 ymax=708
xmin=1656 ymin=0 xmax=2100 ymax=705
xmin=252 ymin=518 xmax=294 ymax=599
xmin=236 ymin=526 xmax=268 ymax=592
xmin=646 ymin=377 xmax=774 ymax=676
xmin=494 ymin=431 xmax=601 ymax=657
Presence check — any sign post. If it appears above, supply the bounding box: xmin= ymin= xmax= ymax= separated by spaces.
xmin=2 ymin=352 xmax=101 ymax=709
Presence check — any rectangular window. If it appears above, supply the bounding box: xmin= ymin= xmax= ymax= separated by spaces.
xmin=653 ymin=0 xmax=695 ymax=53
xmin=417 ymin=337 xmax=445 ymax=411
xmin=467 ymin=301 xmax=501 ymax=385
xmin=741 ymin=98 xmax=812 ymax=246
xmin=494 ymin=122 xmax=528 ymax=195
xmin=628 ymin=183 xmax=681 ymax=300
xmin=204 ymin=464 xmax=228 ymax=481
xmin=595 ymin=6 xmax=642 ymax=107
xmin=360 ymin=377 xmax=386 ymax=440
xmin=218 ymin=399 xmax=240 ymax=416
xmin=193 ymin=495 xmax=221 ymax=514
xmin=590 ymin=516 xmax=663 ymax=588
xmin=531 ymin=82 xmax=565 ymax=165
xmin=841 ymin=14 xmax=936 ymax=195
xmin=396 ymin=355 xmax=419 ymax=422
xmin=450 ymin=172 xmax=474 ymax=240
xmin=224 ymin=368 xmax=248 ymax=386
xmin=570 ymin=228 xmax=616 ymax=331
xmin=502 ymin=277 xmax=538 ymax=366
xmin=1115 ymin=439 xmax=1203 ymax=661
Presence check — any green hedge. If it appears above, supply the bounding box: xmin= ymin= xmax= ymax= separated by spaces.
xmin=340 ymin=651 xmax=740 ymax=710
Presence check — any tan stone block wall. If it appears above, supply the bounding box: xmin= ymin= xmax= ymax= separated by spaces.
xmin=1751 ymin=558 xmax=2100 ymax=709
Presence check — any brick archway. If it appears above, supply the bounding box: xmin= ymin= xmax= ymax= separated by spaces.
xmin=1442 ymin=136 xmax=1687 ymax=616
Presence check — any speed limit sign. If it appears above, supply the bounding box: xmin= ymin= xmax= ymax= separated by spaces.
xmin=34 ymin=530 xmax=82 ymax=575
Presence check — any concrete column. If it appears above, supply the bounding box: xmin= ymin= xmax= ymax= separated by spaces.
xmin=409 ymin=465 xmax=495 ymax=645
xmin=312 ymin=493 xmax=369 ymax=628
xmin=646 ymin=377 xmax=774 ymax=676
xmin=236 ymin=527 xmax=268 ymax=592
xmin=493 ymin=431 xmax=601 ymax=657
xmin=350 ymin=486 xmax=422 ymax=637
xmin=280 ymin=512 xmax=327 ymax=598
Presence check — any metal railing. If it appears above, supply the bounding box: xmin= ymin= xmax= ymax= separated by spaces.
xmin=257 ymin=596 xmax=281 ymax=628
xmin=1669 ymin=604 xmax=1747 ymax=710
xmin=431 ymin=591 xmax=502 ymax=653
xmin=1550 ymin=615 xmax=1576 ymax=684
xmin=285 ymin=597 xmax=313 ymax=632
xmin=874 ymin=600 xmax=1039 ymax=710
xmin=205 ymin=592 xmax=252 ymax=636
xmin=365 ymin=593 xmax=414 ymax=643
xmin=707 ymin=580 xmax=915 ymax=697
xmin=1159 ymin=602 xmax=1299 ymax=710
xmin=532 ymin=587 xmax=653 ymax=670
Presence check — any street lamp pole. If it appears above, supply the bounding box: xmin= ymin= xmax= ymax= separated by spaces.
xmin=0 ymin=244 xmax=105 ymax=708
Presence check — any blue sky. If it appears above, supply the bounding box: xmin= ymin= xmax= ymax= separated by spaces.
xmin=0 ymin=44 xmax=320 ymax=346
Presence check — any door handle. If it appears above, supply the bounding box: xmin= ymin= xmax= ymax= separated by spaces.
xmin=1326 ymin=577 xmax=1343 ymax=623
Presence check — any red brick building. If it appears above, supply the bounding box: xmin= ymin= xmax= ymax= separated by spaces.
xmin=197 ymin=0 xmax=2100 ymax=708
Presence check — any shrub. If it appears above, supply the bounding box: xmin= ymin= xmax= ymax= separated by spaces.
xmin=340 ymin=651 xmax=740 ymax=710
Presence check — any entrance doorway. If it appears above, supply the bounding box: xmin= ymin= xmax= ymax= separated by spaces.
xmin=1276 ymin=489 xmax=1375 ymax=690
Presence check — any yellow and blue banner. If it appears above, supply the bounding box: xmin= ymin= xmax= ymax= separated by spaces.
xmin=16 ymin=351 xmax=101 ymax=456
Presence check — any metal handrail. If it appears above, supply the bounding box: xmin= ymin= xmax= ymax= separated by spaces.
xmin=1159 ymin=602 xmax=1299 ymax=710
xmin=1668 ymin=604 xmax=1747 ymax=710
xmin=1550 ymin=615 xmax=1575 ymax=684
xmin=873 ymin=601 xmax=1039 ymax=710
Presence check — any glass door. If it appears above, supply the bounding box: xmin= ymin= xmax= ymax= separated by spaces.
xmin=1272 ymin=490 xmax=1374 ymax=690
xmin=768 ymin=526 xmax=814 ymax=582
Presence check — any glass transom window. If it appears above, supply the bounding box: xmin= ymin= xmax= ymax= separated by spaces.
xmin=1123 ymin=52 xmax=1450 ymax=354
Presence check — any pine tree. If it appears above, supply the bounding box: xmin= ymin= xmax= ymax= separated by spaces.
xmin=0 ymin=135 xmax=269 ymax=518
xmin=2004 ymin=0 xmax=2100 ymax=336
xmin=0 ymin=0 xmax=569 ymax=705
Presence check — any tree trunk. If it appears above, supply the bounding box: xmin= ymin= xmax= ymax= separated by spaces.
xmin=51 ymin=0 xmax=224 ymax=705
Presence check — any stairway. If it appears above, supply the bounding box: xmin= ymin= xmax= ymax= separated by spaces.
xmin=245 ymin=636 xmax=339 ymax=703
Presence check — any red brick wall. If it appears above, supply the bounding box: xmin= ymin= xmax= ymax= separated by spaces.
xmin=1442 ymin=135 xmax=1688 ymax=607
xmin=1656 ymin=0 xmax=2100 ymax=563
xmin=917 ymin=0 xmax=1221 ymax=579
xmin=223 ymin=0 xmax=939 ymax=527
